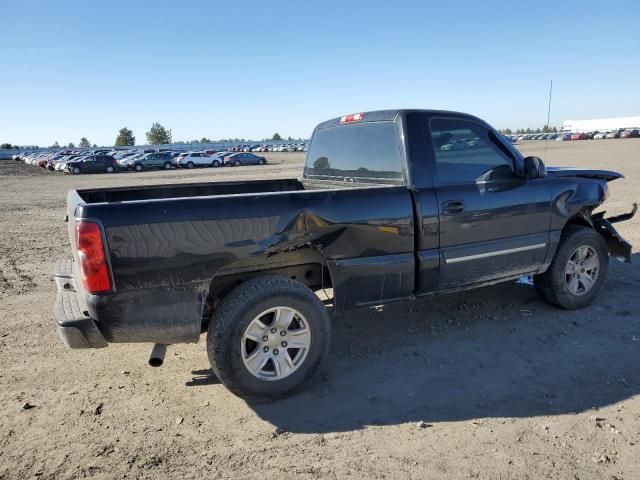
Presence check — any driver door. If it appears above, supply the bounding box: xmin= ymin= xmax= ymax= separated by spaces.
xmin=428 ymin=116 xmax=551 ymax=289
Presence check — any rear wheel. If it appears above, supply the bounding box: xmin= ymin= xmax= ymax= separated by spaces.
xmin=105 ymin=165 xmax=115 ymax=173
xmin=163 ymin=162 xmax=172 ymax=170
xmin=134 ymin=163 xmax=143 ymax=172
xmin=211 ymin=160 xmax=220 ymax=168
xmin=534 ymin=225 xmax=608 ymax=309
xmin=207 ymin=276 xmax=331 ymax=402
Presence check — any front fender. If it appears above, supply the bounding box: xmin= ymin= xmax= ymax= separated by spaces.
xmin=593 ymin=203 xmax=637 ymax=263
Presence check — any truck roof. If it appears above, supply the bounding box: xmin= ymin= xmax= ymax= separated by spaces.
xmin=313 ymin=109 xmax=489 ymax=131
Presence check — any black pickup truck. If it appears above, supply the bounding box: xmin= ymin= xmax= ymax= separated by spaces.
xmin=54 ymin=109 xmax=635 ymax=401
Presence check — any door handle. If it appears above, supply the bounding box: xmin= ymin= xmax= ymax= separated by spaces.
xmin=442 ymin=200 xmax=465 ymax=215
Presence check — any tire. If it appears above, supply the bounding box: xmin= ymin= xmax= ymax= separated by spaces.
xmin=163 ymin=162 xmax=172 ymax=170
xmin=187 ymin=161 xmax=195 ymax=169
xmin=105 ymin=165 xmax=115 ymax=173
xmin=211 ymin=160 xmax=220 ymax=168
xmin=259 ymin=158 xmax=266 ymax=165
xmin=534 ymin=225 xmax=608 ymax=309
xmin=71 ymin=166 xmax=81 ymax=175
xmin=134 ymin=163 xmax=143 ymax=172
xmin=233 ymin=160 xmax=241 ymax=166
xmin=207 ymin=275 xmax=331 ymax=402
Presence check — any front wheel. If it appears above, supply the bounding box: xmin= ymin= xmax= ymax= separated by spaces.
xmin=105 ymin=165 xmax=115 ymax=173
xmin=71 ymin=166 xmax=81 ymax=175
xmin=534 ymin=225 xmax=608 ymax=309
xmin=134 ymin=163 xmax=143 ymax=172
xmin=163 ymin=162 xmax=172 ymax=170
xmin=187 ymin=161 xmax=195 ymax=169
xmin=211 ymin=160 xmax=220 ymax=168
xmin=207 ymin=276 xmax=331 ymax=402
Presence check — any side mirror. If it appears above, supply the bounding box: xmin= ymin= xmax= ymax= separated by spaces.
xmin=523 ymin=156 xmax=547 ymax=179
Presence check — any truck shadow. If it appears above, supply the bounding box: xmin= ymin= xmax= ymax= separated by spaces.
xmin=249 ymin=254 xmax=640 ymax=433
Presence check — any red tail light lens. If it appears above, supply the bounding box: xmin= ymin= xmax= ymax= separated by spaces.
xmin=76 ymin=220 xmax=112 ymax=293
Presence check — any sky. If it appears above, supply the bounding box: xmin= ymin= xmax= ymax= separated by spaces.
xmin=1 ymin=0 xmax=639 ymax=147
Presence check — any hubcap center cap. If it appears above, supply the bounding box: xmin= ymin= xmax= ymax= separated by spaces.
xmin=265 ymin=333 xmax=281 ymax=350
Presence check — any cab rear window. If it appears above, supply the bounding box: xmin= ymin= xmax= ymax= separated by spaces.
xmin=304 ymin=121 xmax=404 ymax=184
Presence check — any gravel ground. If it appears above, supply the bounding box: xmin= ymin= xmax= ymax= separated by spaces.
xmin=0 ymin=141 xmax=639 ymax=479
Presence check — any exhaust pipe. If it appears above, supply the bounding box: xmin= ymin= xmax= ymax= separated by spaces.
xmin=149 ymin=343 xmax=168 ymax=367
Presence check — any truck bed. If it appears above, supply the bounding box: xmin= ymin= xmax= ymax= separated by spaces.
xmin=76 ymin=178 xmax=305 ymax=204
xmin=75 ymin=177 xmax=383 ymax=205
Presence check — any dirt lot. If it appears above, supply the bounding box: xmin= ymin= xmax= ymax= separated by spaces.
xmin=1 ymin=141 xmax=639 ymax=480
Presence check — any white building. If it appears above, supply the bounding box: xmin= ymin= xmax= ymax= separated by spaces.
xmin=562 ymin=116 xmax=640 ymax=133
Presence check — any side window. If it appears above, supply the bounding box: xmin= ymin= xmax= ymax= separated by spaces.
xmin=429 ymin=118 xmax=515 ymax=184
xmin=193 ymin=153 xmax=201 ymax=157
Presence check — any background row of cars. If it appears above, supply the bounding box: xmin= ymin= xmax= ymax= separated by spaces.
xmin=16 ymin=148 xmax=271 ymax=174
xmin=503 ymin=128 xmax=639 ymax=143
xmin=563 ymin=128 xmax=640 ymax=140
xmin=230 ymin=143 xmax=307 ymax=152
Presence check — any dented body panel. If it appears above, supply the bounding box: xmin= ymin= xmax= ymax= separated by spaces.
xmin=54 ymin=109 xmax=635 ymax=349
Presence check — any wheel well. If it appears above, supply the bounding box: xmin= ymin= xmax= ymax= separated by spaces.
xmin=564 ymin=209 xmax=594 ymax=230
xmin=202 ymin=255 xmax=333 ymax=331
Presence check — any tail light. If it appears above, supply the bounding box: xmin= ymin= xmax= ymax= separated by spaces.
xmin=76 ymin=220 xmax=112 ymax=293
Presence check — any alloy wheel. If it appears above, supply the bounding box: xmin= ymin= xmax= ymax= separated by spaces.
xmin=241 ymin=306 xmax=312 ymax=381
xmin=565 ymin=245 xmax=600 ymax=295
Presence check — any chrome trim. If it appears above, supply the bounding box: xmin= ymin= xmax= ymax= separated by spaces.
xmin=446 ymin=243 xmax=547 ymax=264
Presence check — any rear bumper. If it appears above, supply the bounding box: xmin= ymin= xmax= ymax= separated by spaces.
xmin=53 ymin=258 xmax=107 ymax=349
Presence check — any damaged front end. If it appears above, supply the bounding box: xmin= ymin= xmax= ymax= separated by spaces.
xmin=548 ymin=167 xmax=636 ymax=264
xmin=593 ymin=203 xmax=637 ymax=263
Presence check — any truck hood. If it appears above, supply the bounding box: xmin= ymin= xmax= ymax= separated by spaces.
xmin=546 ymin=167 xmax=624 ymax=182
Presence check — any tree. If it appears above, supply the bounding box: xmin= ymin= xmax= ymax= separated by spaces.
xmin=0 ymin=143 xmax=13 ymax=149
xmin=146 ymin=123 xmax=172 ymax=145
xmin=115 ymin=127 xmax=135 ymax=146
xmin=67 ymin=142 xmax=76 ymax=148
xmin=92 ymin=144 xmax=97 ymax=148
xmin=79 ymin=137 xmax=91 ymax=148
xmin=271 ymin=133 xmax=282 ymax=141
xmin=200 ymin=137 xmax=211 ymax=144
xmin=313 ymin=156 xmax=331 ymax=170
xmin=51 ymin=141 xmax=60 ymax=148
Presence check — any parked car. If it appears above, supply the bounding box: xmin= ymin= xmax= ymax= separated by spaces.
xmin=210 ymin=151 xmax=234 ymax=165
xmin=606 ymin=130 xmax=623 ymax=139
xmin=55 ymin=155 xmax=81 ymax=171
xmin=127 ymin=152 xmax=175 ymax=171
xmin=593 ymin=132 xmax=608 ymax=139
xmin=225 ymin=152 xmax=267 ymax=166
xmin=52 ymin=109 xmax=636 ymax=402
xmin=66 ymin=155 xmax=119 ymax=175
xmin=571 ymin=133 xmax=590 ymax=140
xmin=175 ymin=151 xmax=214 ymax=168
xmin=557 ymin=133 xmax=572 ymax=141
xmin=620 ymin=129 xmax=640 ymax=139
